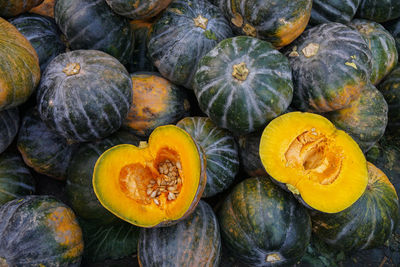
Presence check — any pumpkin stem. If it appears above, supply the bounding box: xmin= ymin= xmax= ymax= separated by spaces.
xmin=266 ymin=253 xmax=281 ymax=263
xmin=193 ymin=15 xmax=208 ymax=30
xmin=243 ymin=23 xmax=256 ymax=37
xmin=231 ymin=12 xmax=243 ymax=27
xmin=232 ymin=62 xmax=249 ymax=81
xmin=139 ymin=141 xmax=149 ymax=149
xmin=302 ymin=43 xmax=319 ymax=58
xmin=63 ymin=63 xmax=81 ymax=76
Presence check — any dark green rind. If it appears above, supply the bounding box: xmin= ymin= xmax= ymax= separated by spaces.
xmin=176 ymin=117 xmax=239 ymax=198
xmin=385 ymin=18 xmax=400 ymax=57
xmin=194 ymin=36 xmax=293 ymax=135
xmin=66 ymin=131 xmax=140 ymax=225
xmin=36 ymin=50 xmax=133 ymax=143
xmin=0 ymin=108 xmax=19 ymax=154
xmin=284 ymin=23 xmax=372 ymax=112
xmin=357 ymin=0 xmax=400 ymax=23
xmin=349 ymin=19 xmax=398 ymax=85
xmin=128 ymin=21 xmax=156 ymax=73
xmin=237 ymin=131 xmax=267 ymax=177
xmin=310 ymin=0 xmax=361 ymax=25
xmin=105 ymin=0 xmax=172 ymax=20
xmin=218 ymin=176 xmax=311 ymax=266
xmin=0 ymin=151 xmax=35 ymax=206
xmin=148 ymin=0 xmax=232 ymax=88
xmin=0 ymin=0 xmax=43 ymax=18
xmin=17 ymin=109 xmax=77 ymax=180
xmin=326 ymin=83 xmax=388 ymax=152
xmin=0 ymin=195 xmax=83 ymax=266
xmin=138 ymin=201 xmax=221 ymax=267
xmin=55 ymin=0 xmax=134 ymax=65
xmin=9 ymin=13 xmax=66 ymax=73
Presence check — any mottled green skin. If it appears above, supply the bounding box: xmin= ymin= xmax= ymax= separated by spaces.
xmin=218 ymin=177 xmax=311 ymax=266
xmin=326 ymin=83 xmax=388 ymax=152
xmin=310 ymin=0 xmax=361 ymax=25
xmin=0 ymin=108 xmax=19 ymax=154
xmin=177 ymin=117 xmax=239 ymax=198
xmin=0 ymin=151 xmax=35 ymax=206
xmin=385 ymin=18 xmax=400 ymax=58
xmin=55 ymin=0 xmax=134 ymax=65
xmin=138 ymin=201 xmax=221 ymax=267
xmin=66 ymin=131 xmax=140 ymax=225
xmin=194 ymin=36 xmax=293 ymax=135
xmin=349 ymin=19 xmax=398 ymax=85
xmin=357 ymin=0 xmax=400 ymax=22
xmin=105 ymin=0 xmax=172 ymax=20
xmin=237 ymin=131 xmax=267 ymax=177
xmin=17 ymin=109 xmax=77 ymax=180
xmin=0 ymin=0 xmax=43 ymax=17
xmin=128 ymin=21 xmax=155 ymax=73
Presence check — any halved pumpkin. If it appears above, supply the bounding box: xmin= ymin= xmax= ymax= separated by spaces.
xmin=259 ymin=112 xmax=368 ymax=213
xmin=93 ymin=125 xmax=206 ymax=227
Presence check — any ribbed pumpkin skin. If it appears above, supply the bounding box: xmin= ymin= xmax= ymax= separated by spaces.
xmin=357 ymin=0 xmax=400 ymax=23
xmin=0 ymin=0 xmax=43 ymax=18
xmin=129 ymin=20 xmax=155 ymax=73
xmin=17 ymin=109 xmax=77 ymax=180
xmin=66 ymin=131 xmax=140 ymax=225
xmin=285 ymin=23 xmax=372 ymax=112
xmin=0 ymin=108 xmax=19 ymax=154
xmin=326 ymin=83 xmax=388 ymax=152
xmin=0 ymin=151 xmax=35 ymax=206
xmin=148 ymin=0 xmax=232 ymax=88
xmin=9 ymin=13 xmax=66 ymax=73
xmin=217 ymin=0 xmax=312 ymax=47
xmin=0 ymin=196 xmax=83 ymax=266
xmin=311 ymin=163 xmax=400 ymax=252
xmin=138 ymin=201 xmax=221 ymax=267
xmin=105 ymin=0 xmax=172 ymax=20
xmin=30 ymin=0 xmax=55 ymax=17
xmin=55 ymin=0 xmax=134 ymax=65
xmin=0 ymin=18 xmax=40 ymax=111
xmin=37 ymin=50 xmax=132 ymax=143
xmin=218 ymin=177 xmax=311 ymax=266
xmin=176 ymin=117 xmax=239 ymax=198
xmin=385 ymin=19 xmax=400 ymax=58
xmin=194 ymin=36 xmax=293 ymax=135
xmin=349 ymin=19 xmax=398 ymax=85
xmin=310 ymin=0 xmax=361 ymax=24
xmin=237 ymin=131 xmax=267 ymax=177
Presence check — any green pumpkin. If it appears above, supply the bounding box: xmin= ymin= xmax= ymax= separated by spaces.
xmin=384 ymin=18 xmax=400 ymax=57
xmin=0 ymin=0 xmax=43 ymax=18
xmin=0 ymin=108 xmax=19 ymax=154
xmin=310 ymin=0 xmax=361 ymax=25
xmin=194 ymin=36 xmax=293 ymax=135
xmin=357 ymin=0 xmax=400 ymax=23
xmin=237 ymin=131 xmax=267 ymax=177
xmin=105 ymin=0 xmax=172 ymax=20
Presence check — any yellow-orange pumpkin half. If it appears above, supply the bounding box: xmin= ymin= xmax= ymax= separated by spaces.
xmin=93 ymin=125 xmax=206 ymax=227
xmin=259 ymin=112 xmax=368 ymax=213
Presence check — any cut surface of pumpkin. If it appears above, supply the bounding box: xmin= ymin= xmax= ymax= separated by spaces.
xmin=259 ymin=112 xmax=368 ymax=213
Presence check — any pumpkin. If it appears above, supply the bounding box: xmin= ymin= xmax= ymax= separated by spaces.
xmin=284 ymin=23 xmax=372 ymax=112
xmin=349 ymin=19 xmax=398 ymax=85
xmin=311 ymin=162 xmax=399 ymax=251
xmin=123 ymin=72 xmax=190 ymax=137
xmin=36 ymin=50 xmax=132 ymax=143
xmin=0 ymin=0 xmax=43 ymax=18
xmin=147 ymin=0 xmax=232 ymax=88
xmin=218 ymin=176 xmax=311 ymax=266
xmin=0 ymin=108 xmax=19 ymax=154
xmin=93 ymin=125 xmax=207 ymax=227
xmin=0 ymin=151 xmax=35 ymax=206
xmin=105 ymin=0 xmax=172 ymax=20
xmin=55 ymin=0 xmax=134 ymax=65
xmin=66 ymin=131 xmax=140 ymax=225
xmin=138 ymin=200 xmax=220 ymax=267
xmin=30 ymin=0 xmax=55 ymax=17
xmin=17 ymin=109 xmax=77 ymax=180
xmin=325 ymin=83 xmax=388 ymax=152
xmin=0 ymin=195 xmax=83 ymax=266
xmin=176 ymin=117 xmax=239 ymax=198
xmin=215 ymin=0 xmax=312 ymax=48
xmin=259 ymin=112 xmax=368 ymax=213
xmin=194 ymin=36 xmax=293 ymax=135
xmin=0 ymin=18 xmax=40 ymax=111
xmin=357 ymin=0 xmax=400 ymax=23
xmin=237 ymin=131 xmax=267 ymax=177
xmin=384 ymin=18 xmax=400 ymax=57
xmin=310 ymin=0 xmax=361 ymax=25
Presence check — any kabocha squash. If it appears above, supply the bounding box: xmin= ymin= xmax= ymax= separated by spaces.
xmin=105 ymin=0 xmax=172 ymax=20
xmin=284 ymin=23 xmax=372 ymax=112
xmin=385 ymin=18 xmax=400 ymax=57
xmin=357 ymin=0 xmax=400 ymax=23
xmin=0 ymin=18 xmax=40 ymax=111
xmin=311 ymin=163 xmax=399 ymax=251
xmin=259 ymin=112 xmax=368 ymax=213
xmin=37 ymin=50 xmax=132 ymax=143
xmin=349 ymin=19 xmax=398 ymax=85
xmin=310 ymin=0 xmax=361 ymax=25
xmin=138 ymin=201 xmax=220 ymax=267
xmin=194 ymin=36 xmax=293 ymax=135
xmin=176 ymin=117 xmax=239 ymax=198
xmin=30 ymin=0 xmax=55 ymax=17
xmin=0 ymin=196 xmax=83 ymax=266
xmin=325 ymin=83 xmax=388 ymax=152
xmin=0 ymin=0 xmax=43 ymax=18
xmin=0 ymin=151 xmax=35 ymax=206
xmin=55 ymin=0 xmax=134 ymax=65
xmin=0 ymin=108 xmax=19 ymax=155
xmin=237 ymin=131 xmax=267 ymax=177
xmin=123 ymin=72 xmax=190 ymax=137
xmin=93 ymin=125 xmax=207 ymax=227
xmin=147 ymin=0 xmax=232 ymax=88
xmin=218 ymin=177 xmax=311 ymax=266
xmin=215 ymin=0 xmax=312 ymax=47
xmin=129 ymin=20 xmax=155 ymax=73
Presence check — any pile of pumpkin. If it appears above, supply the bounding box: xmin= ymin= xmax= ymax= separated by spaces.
xmin=1 ymin=0 xmax=400 ymax=266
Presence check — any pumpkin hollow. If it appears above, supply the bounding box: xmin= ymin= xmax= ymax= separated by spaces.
xmin=93 ymin=125 xmax=206 ymax=227
xmin=259 ymin=112 xmax=368 ymax=213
